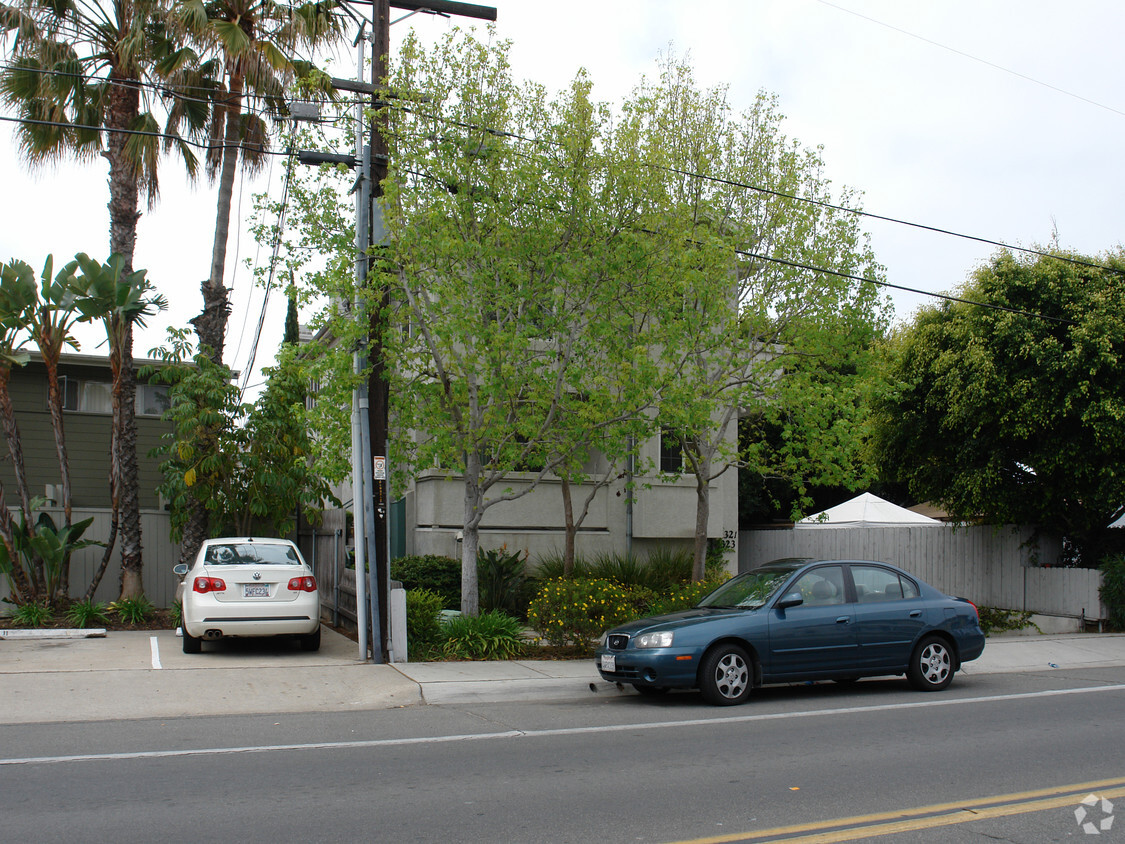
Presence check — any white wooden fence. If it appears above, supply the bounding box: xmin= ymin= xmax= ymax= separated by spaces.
xmin=739 ymin=525 xmax=1106 ymax=621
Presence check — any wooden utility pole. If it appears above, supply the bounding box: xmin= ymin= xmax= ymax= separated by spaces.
xmin=364 ymin=0 xmax=497 ymax=661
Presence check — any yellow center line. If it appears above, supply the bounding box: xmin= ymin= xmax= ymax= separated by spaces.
xmin=666 ymin=777 xmax=1125 ymax=844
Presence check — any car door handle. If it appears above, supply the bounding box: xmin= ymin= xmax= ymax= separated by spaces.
xmin=836 ymin=616 xmax=850 ymax=624
xmin=910 ymin=610 xmax=922 ymax=617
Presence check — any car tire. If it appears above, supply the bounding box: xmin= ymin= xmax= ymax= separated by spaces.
xmin=907 ymin=635 xmax=954 ymax=691
xmin=182 ymin=626 xmax=202 ymax=654
xmin=699 ymin=644 xmax=753 ymax=706
xmin=632 ymin=684 xmax=669 ymax=697
xmin=300 ymin=626 xmax=321 ymax=652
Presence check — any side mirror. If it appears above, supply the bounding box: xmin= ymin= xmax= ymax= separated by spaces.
xmin=776 ymin=592 xmax=804 ymax=610
xmin=173 ymin=564 xmax=188 ymax=577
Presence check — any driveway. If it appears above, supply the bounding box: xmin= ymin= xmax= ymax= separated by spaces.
xmin=0 ymin=627 xmax=420 ymax=724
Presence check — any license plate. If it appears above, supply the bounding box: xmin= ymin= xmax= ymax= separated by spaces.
xmin=600 ymin=654 xmax=616 ymax=672
xmin=244 ymin=584 xmax=270 ymax=598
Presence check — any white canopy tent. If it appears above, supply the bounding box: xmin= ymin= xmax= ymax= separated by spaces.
xmin=796 ymin=492 xmax=942 ymax=528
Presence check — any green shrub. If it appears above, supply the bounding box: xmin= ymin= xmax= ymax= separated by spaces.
xmin=441 ymin=611 xmax=525 ymax=660
xmin=977 ymin=606 xmax=1041 ymax=636
xmin=532 ymin=552 xmax=591 ymax=581
xmin=391 ymin=555 xmax=461 ymax=609
xmin=644 ymin=579 xmax=721 ymax=617
xmin=528 ymin=578 xmax=635 ymax=649
xmin=406 ymin=588 xmax=446 ymax=660
xmin=643 ymin=546 xmax=694 ymax=589
xmin=588 ymin=552 xmax=648 ymax=587
xmin=1100 ymin=555 xmax=1125 ymax=631
xmin=65 ymin=599 xmax=110 ymax=628
xmin=12 ymin=601 xmax=52 ymax=628
xmin=110 ymin=595 xmax=154 ymax=625
xmin=478 ymin=546 xmax=531 ymax=617
xmin=170 ymin=600 xmax=182 ymax=629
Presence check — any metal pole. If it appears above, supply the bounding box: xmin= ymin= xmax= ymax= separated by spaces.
xmin=352 ymin=31 xmax=370 ymax=662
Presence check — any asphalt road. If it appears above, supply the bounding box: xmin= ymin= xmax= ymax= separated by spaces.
xmin=3 ymin=666 xmax=1124 ymax=843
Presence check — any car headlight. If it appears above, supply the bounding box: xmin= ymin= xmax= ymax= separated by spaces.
xmin=635 ymin=630 xmax=674 ymax=648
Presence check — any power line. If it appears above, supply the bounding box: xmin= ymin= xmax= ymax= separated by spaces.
xmin=816 ymin=0 xmax=1125 ymax=120
xmin=733 ymin=248 xmax=1073 ymax=326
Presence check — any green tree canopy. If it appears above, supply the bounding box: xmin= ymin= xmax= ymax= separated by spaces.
xmin=871 ymin=247 xmax=1125 ymax=564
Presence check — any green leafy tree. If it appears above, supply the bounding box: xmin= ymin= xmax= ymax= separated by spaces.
xmin=613 ymin=57 xmax=889 ymax=580
xmin=147 ymin=329 xmax=335 ymax=546
xmin=870 ymin=248 xmax=1125 ymax=564
xmin=383 ymin=33 xmax=688 ymax=613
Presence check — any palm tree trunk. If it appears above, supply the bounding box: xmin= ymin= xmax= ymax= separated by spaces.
xmin=114 ymin=319 xmax=145 ymax=598
xmin=195 ymin=74 xmax=243 ymax=365
xmin=40 ymin=354 xmax=72 ymax=601
xmin=105 ymin=71 xmax=146 ymax=600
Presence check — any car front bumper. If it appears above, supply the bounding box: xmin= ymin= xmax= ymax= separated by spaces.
xmin=594 ymin=646 xmax=701 ymax=688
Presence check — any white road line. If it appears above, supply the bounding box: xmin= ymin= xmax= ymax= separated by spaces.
xmin=149 ymin=636 xmax=162 ymax=670
xmin=3 ymin=682 xmax=1124 ymax=767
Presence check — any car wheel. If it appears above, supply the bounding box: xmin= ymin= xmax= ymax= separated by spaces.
xmin=699 ymin=644 xmax=753 ymax=706
xmin=907 ymin=635 xmax=954 ymax=691
xmin=632 ymin=684 xmax=669 ymax=697
xmin=300 ymin=626 xmax=321 ymax=652
xmin=182 ymin=626 xmax=202 ymax=654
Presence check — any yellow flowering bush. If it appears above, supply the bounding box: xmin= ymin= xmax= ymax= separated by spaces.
xmin=528 ymin=578 xmax=635 ymax=648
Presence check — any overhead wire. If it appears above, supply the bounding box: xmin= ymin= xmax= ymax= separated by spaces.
xmin=3 ymin=64 xmax=1120 ymax=332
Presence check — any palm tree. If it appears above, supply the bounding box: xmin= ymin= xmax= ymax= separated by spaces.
xmin=1 ymin=0 xmax=208 ymax=599
xmin=70 ymin=253 xmax=167 ymax=599
xmin=174 ymin=0 xmax=341 ymax=365
xmin=0 ymin=259 xmax=39 ymax=602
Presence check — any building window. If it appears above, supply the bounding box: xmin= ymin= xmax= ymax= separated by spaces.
xmin=81 ymin=381 xmax=113 ymax=414
xmin=57 ymin=377 xmax=169 ymax=417
xmin=136 ymin=384 xmax=170 ymax=417
xmin=659 ymin=427 xmax=683 ymax=473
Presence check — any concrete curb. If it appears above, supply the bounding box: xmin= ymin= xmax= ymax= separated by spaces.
xmin=0 ymin=628 xmax=106 ymax=640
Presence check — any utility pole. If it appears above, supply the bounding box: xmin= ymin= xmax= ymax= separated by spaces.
xmin=364 ymin=0 xmax=496 ymax=662
xmin=300 ymin=0 xmax=496 ymax=663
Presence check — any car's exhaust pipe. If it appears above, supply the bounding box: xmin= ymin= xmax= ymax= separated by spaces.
xmin=204 ymin=630 xmax=223 ymax=640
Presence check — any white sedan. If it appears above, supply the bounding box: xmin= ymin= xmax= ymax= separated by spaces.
xmin=174 ymin=537 xmax=321 ymax=654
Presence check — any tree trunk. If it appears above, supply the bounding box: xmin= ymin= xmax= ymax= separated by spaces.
xmin=0 ymin=369 xmax=37 ymax=524
xmin=460 ymin=450 xmax=482 ymax=616
xmin=104 ymin=69 xmax=144 ymax=600
xmin=40 ymin=353 xmax=72 ymax=601
xmin=179 ymin=499 xmax=209 ymax=567
xmin=194 ymin=73 xmax=244 ymax=365
xmin=114 ymin=319 xmax=144 ymax=599
xmin=561 ymin=478 xmax=576 ymax=577
xmin=692 ymin=451 xmax=712 ymax=583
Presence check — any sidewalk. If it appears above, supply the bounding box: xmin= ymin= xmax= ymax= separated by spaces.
xmin=1 ymin=627 xmax=1124 ymax=724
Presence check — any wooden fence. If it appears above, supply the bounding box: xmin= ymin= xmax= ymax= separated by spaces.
xmin=739 ymin=525 xmax=1106 ymax=621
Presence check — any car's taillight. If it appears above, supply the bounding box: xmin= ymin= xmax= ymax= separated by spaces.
xmin=288 ymin=576 xmax=317 ymax=592
xmin=965 ymin=599 xmax=980 ymax=620
xmin=193 ymin=576 xmax=226 ymax=593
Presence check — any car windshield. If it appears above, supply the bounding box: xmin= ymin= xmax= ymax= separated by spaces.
xmin=204 ymin=543 xmax=301 ymax=566
xmin=697 ymin=567 xmax=796 ymax=609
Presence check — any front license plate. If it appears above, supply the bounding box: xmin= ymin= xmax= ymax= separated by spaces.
xmin=244 ymin=584 xmax=270 ymax=598
xmin=600 ymin=654 xmax=616 ymax=672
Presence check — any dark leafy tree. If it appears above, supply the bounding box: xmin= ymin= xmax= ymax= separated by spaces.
xmin=871 ymin=248 xmax=1125 ymax=564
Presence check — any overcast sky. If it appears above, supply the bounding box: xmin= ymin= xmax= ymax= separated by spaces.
xmin=2 ymin=0 xmax=1122 ymax=395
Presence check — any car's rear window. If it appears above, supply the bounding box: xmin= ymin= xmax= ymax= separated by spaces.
xmin=204 ymin=543 xmax=301 ymax=565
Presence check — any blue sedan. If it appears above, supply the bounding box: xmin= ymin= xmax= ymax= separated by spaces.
xmin=595 ymin=558 xmax=985 ymax=705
